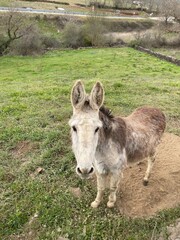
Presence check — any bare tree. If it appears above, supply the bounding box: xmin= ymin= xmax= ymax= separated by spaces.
xmin=147 ymin=0 xmax=155 ymax=11
xmin=173 ymin=2 xmax=180 ymax=20
xmin=0 ymin=11 xmax=33 ymax=55
xmin=158 ymin=0 xmax=180 ymax=24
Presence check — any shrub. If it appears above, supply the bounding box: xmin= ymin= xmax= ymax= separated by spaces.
xmin=62 ymin=22 xmax=83 ymax=48
xmin=62 ymin=17 xmax=111 ymax=48
xmin=7 ymin=24 xmax=62 ymax=56
xmin=130 ymin=30 xmax=167 ymax=48
xmin=82 ymin=17 xmax=108 ymax=47
xmin=10 ymin=26 xmax=44 ymax=56
xmin=42 ymin=34 xmax=61 ymax=49
xmin=0 ymin=34 xmax=7 ymax=55
xmin=166 ymin=33 xmax=180 ymax=47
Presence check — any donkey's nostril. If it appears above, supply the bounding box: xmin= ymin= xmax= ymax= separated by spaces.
xmin=77 ymin=167 xmax=94 ymax=175
xmin=77 ymin=167 xmax=82 ymax=174
xmin=88 ymin=167 xmax=94 ymax=174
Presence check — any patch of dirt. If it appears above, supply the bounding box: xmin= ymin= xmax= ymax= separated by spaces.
xmin=11 ymin=141 xmax=40 ymax=170
xmin=69 ymin=187 xmax=82 ymax=198
xmin=30 ymin=167 xmax=45 ymax=179
xmin=12 ymin=141 xmax=36 ymax=157
xmin=117 ymin=133 xmax=180 ymax=218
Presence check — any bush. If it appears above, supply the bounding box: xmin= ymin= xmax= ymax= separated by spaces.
xmin=10 ymin=26 xmax=44 ymax=56
xmin=62 ymin=17 xmax=112 ymax=48
xmin=42 ymin=34 xmax=61 ymax=49
xmin=0 ymin=34 xmax=7 ymax=55
xmin=130 ymin=30 xmax=167 ymax=48
xmin=82 ymin=17 xmax=108 ymax=47
xmin=166 ymin=33 xmax=180 ymax=47
xmin=62 ymin=22 xmax=83 ymax=48
xmin=7 ymin=24 xmax=62 ymax=56
xmin=129 ymin=26 xmax=180 ymax=49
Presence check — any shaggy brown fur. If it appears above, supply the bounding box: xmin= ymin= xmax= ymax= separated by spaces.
xmin=99 ymin=106 xmax=166 ymax=162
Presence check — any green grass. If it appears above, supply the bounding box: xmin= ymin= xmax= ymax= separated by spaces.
xmin=0 ymin=47 xmax=180 ymax=239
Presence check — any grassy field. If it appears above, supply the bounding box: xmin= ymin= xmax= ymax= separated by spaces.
xmin=0 ymin=47 xmax=180 ymax=240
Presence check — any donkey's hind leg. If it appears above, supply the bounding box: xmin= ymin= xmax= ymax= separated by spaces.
xmin=91 ymin=174 xmax=106 ymax=208
xmin=143 ymin=154 xmax=156 ymax=186
xmin=107 ymin=173 xmax=120 ymax=208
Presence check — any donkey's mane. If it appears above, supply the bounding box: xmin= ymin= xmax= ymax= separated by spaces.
xmin=99 ymin=106 xmax=115 ymax=132
xmin=99 ymin=106 xmax=114 ymax=119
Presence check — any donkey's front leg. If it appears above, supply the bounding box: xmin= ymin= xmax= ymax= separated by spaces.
xmin=91 ymin=174 xmax=106 ymax=208
xmin=107 ymin=173 xmax=120 ymax=208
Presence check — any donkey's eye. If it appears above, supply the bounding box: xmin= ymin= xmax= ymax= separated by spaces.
xmin=95 ymin=127 xmax=99 ymax=133
xmin=72 ymin=126 xmax=77 ymax=132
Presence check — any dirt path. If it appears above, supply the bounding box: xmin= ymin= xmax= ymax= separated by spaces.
xmin=117 ymin=133 xmax=180 ymax=218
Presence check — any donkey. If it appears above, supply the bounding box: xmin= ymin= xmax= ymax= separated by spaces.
xmin=69 ymin=81 xmax=166 ymax=208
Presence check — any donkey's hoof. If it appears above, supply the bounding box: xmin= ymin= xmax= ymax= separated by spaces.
xmin=143 ymin=179 xmax=148 ymax=186
xmin=107 ymin=201 xmax=115 ymax=208
xmin=91 ymin=201 xmax=100 ymax=208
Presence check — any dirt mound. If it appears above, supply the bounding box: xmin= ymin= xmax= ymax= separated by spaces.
xmin=117 ymin=133 xmax=180 ymax=218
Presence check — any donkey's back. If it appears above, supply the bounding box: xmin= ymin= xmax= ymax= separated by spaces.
xmin=123 ymin=107 xmax=166 ymax=162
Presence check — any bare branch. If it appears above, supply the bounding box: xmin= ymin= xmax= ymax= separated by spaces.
xmin=0 ymin=11 xmax=33 ymax=55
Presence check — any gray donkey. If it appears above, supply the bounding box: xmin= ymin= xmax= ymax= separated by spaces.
xmin=69 ymin=81 xmax=166 ymax=208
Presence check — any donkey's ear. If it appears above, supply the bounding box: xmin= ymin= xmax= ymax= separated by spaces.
xmin=71 ymin=81 xmax=86 ymax=109
xmin=90 ymin=82 xmax=104 ymax=110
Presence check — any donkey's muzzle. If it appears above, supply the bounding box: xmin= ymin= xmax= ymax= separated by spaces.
xmin=76 ymin=167 xmax=94 ymax=179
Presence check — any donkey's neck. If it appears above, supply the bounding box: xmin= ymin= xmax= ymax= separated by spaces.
xmin=94 ymin=107 xmax=127 ymax=175
xmin=97 ymin=107 xmax=126 ymax=152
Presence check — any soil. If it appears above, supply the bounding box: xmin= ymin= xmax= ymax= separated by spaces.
xmin=166 ymin=219 xmax=180 ymax=240
xmin=11 ymin=141 xmax=37 ymax=157
xmin=117 ymin=133 xmax=180 ymax=218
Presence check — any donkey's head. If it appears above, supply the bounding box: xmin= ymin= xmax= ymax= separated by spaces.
xmin=69 ymin=81 xmax=104 ymax=179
